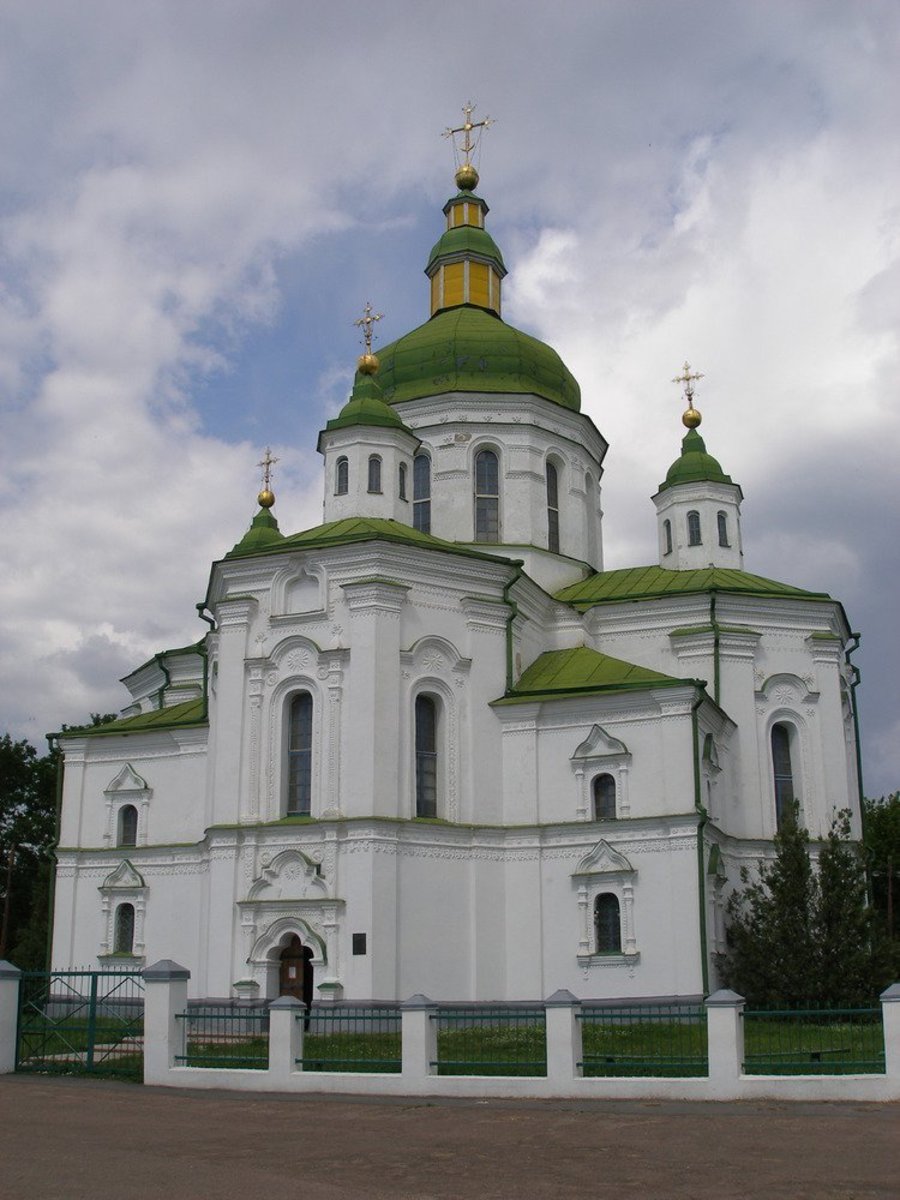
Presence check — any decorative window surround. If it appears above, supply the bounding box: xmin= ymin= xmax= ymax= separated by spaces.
xmin=103 ymin=764 xmax=152 ymax=848
xmin=572 ymin=840 xmax=639 ymax=965
xmin=570 ymin=725 xmax=631 ymax=820
xmin=99 ymin=860 xmax=147 ymax=961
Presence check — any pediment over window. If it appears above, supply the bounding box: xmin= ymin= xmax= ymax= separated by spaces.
xmin=246 ymin=848 xmax=330 ymax=902
xmin=401 ymin=635 xmax=472 ymax=678
xmin=572 ymin=839 xmax=635 ymax=878
xmin=756 ymin=672 xmax=818 ymax=705
xmin=571 ymin=724 xmax=630 ymax=762
xmin=100 ymin=860 xmax=146 ymax=891
xmin=103 ymin=764 xmax=150 ymax=796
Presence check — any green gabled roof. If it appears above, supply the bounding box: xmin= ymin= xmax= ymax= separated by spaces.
xmin=493 ymin=646 xmax=690 ymax=705
xmin=366 ymin=306 xmax=581 ymax=412
xmin=224 ymin=515 xmax=512 ymax=565
xmin=58 ymin=698 xmax=207 ymax=739
xmin=555 ymin=565 xmax=831 ymax=609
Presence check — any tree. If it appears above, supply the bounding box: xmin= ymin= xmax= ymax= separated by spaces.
xmin=0 ymin=734 xmax=58 ymax=966
xmin=863 ymin=792 xmax=900 ymax=973
xmin=720 ymin=807 xmax=891 ymax=1006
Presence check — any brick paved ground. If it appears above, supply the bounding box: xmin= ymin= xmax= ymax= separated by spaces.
xmin=1 ymin=1074 xmax=896 ymax=1199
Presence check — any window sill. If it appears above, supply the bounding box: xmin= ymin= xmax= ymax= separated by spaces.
xmin=577 ymin=951 xmax=640 ymax=968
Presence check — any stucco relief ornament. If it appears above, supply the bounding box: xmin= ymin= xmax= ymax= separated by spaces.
xmin=422 ymin=652 xmax=446 ymax=672
xmin=331 ymin=625 xmax=344 ymax=642
xmin=265 ymin=671 xmax=278 ymax=687
xmin=286 ymin=649 xmax=312 ymax=672
xmin=774 ymin=686 xmax=793 ymax=704
xmin=317 ymin=666 xmax=329 ymax=680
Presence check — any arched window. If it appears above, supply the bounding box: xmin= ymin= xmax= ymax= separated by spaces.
xmin=594 ymin=894 xmax=621 ymax=954
xmin=335 ymin=456 xmax=349 ymax=496
xmin=717 ymin=511 xmax=729 ymax=547
xmin=663 ymin=519 xmax=673 ymax=555
xmin=114 ymin=903 xmax=135 ymax=955
xmin=413 ymin=454 xmax=431 ymax=533
xmin=287 ymin=693 xmax=313 ymax=815
xmin=771 ymin=722 xmax=796 ymax=829
xmin=546 ymin=461 xmax=560 ymax=554
xmin=687 ymin=510 xmax=702 ymax=546
xmin=474 ymin=449 xmax=499 ymax=542
xmin=398 ymin=461 xmax=408 ymax=501
xmin=592 ymin=774 xmax=616 ymax=820
xmin=367 ymin=455 xmax=382 ymax=494
xmin=415 ymin=694 xmax=438 ymax=817
xmin=118 ymin=805 xmax=138 ymax=847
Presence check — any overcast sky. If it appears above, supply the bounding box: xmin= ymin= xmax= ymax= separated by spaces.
xmin=1 ymin=0 xmax=897 ymax=796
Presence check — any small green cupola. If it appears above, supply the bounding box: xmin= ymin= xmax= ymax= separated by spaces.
xmin=652 ymin=364 xmax=744 ymax=571
xmin=226 ymin=448 xmax=286 ymax=558
xmin=426 ymin=183 xmax=507 ymax=317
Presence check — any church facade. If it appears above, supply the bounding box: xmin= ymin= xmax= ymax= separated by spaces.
xmin=50 ymin=156 xmax=863 ymax=1005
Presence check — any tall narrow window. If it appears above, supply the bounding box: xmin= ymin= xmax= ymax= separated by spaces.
xmin=118 ymin=805 xmax=138 ymax=847
xmin=594 ymin=894 xmax=621 ymax=954
xmin=474 ymin=449 xmax=499 ymax=542
xmin=717 ymin=511 xmax=729 ymax=547
xmin=771 ymin=723 xmax=795 ymax=829
xmin=546 ymin=461 xmax=560 ymax=554
xmin=415 ymin=694 xmax=438 ymax=817
xmin=367 ymin=455 xmax=382 ymax=494
xmin=114 ymin=903 xmax=135 ymax=955
xmin=287 ymin=693 xmax=313 ymax=815
xmin=663 ymin=519 xmax=673 ymax=555
xmin=687 ymin=510 xmax=702 ymax=546
xmin=335 ymin=456 xmax=349 ymax=496
xmin=398 ymin=462 xmax=408 ymax=501
xmin=413 ymin=454 xmax=431 ymax=533
xmin=592 ymin=774 xmax=616 ymax=820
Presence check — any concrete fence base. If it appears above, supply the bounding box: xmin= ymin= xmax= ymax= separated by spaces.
xmin=3 ymin=961 xmax=899 ymax=1102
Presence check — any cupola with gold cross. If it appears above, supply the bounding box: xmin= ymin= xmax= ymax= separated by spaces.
xmin=652 ymin=363 xmax=744 ymax=570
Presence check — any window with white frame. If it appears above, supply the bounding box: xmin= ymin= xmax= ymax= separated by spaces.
xmin=415 ymin=694 xmax=438 ymax=817
xmin=367 ymin=454 xmax=382 ymax=494
xmin=413 ymin=453 xmax=431 ymax=533
xmin=687 ymin=510 xmax=702 ymax=546
xmin=593 ymin=893 xmax=622 ymax=954
xmin=335 ymin=456 xmax=349 ymax=495
xmin=287 ymin=692 xmax=313 ymax=816
xmin=546 ymin=460 xmax=560 ymax=554
xmin=771 ymin=722 xmax=796 ymax=829
xmin=592 ymin=774 xmax=616 ymax=820
xmin=118 ymin=804 xmax=138 ymax=847
xmin=114 ymin=902 xmax=135 ymax=954
xmin=474 ymin=449 xmax=500 ymax=542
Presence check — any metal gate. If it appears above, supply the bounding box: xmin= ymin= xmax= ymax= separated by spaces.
xmin=16 ymin=969 xmax=144 ymax=1078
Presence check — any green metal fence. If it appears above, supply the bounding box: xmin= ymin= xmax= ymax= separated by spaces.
xmin=298 ymin=1005 xmax=402 ymax=1073
xmin=579 ymin=1003 xmax=708 ymax=1077
xmin=432 ymin=1006 xmax=547 ymax=1076
xmin=743 ymin=1007 xmax=885 ymax=1075
xmin=176 ymin=1006 xmax=269 ymax=1069
xmin=16 ymin=969 xmax=144 ymax=1078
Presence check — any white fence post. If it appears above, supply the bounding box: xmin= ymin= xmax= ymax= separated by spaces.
xmin=880 ymin=983 xmax=900 ymax=1080
xmin=142 ymin=959 xmax=190 ymax=1085
xmin=401 ymin=994 xmax=437 ymax=1078
xmin=545 ymin=989 xmax=581 ymax=1082
xmin=0 ymin=961 xmax=22 ymax=1075
xmin=268 ymin=996 xmax=304 ymax=1082
xmin=705 ymin=988 xmax=744 ymax=1095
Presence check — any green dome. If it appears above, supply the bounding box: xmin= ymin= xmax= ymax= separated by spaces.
xmin=364 ymin=306 xmax=582 ymax=412
xmin=226 ymin=506 xmax=285 ymax=558
xmin=658 ymin=429 xmax=734 ymax=492
xmin=324 ymin=373 xmax=411 ymax=433
xmin=426 ymin=226 xmax=506 ymax=275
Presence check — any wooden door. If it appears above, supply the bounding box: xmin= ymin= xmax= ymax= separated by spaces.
xmin=279 ymin=935 xmax=313 ymax=1007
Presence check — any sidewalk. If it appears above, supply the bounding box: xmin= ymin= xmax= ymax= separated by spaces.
xmin=1 ymin=1074 xmax=896 ymax=1199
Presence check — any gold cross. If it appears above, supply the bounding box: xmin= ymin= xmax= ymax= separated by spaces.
xmin=443 ymin=101 xmax=493 ymax=165
xmin=354 ymin=301 xmax=383 ymax=354
xmin=257 ymin=446 xmax=278 ymax=491
xmin=672 ymin=361 xmax=704 ymax=405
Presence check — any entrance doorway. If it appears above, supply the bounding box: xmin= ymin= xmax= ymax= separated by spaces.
xmin=278 ymin=934 xmax=314 ymax=1009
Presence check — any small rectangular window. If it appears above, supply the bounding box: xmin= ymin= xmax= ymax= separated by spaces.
xmin=352 ymin=933 xmax=367 ymax=956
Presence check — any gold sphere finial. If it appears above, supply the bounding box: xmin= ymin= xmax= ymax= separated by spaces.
xmin=682 ymin=406 xmax=702 ymax=429
xmin=357 ymin=351 xmax=380 ymax=375
xmin=257 ymin=488 xmax=275 ymax=508
xmin=455 ymin=163 xmax=479 ymax=191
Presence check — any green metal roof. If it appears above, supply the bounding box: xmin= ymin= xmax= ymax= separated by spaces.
xmin=58 ymin=698 xmax=207 ymax=739
xmin=323 ymin=373 xmax=412 ymax=433
xmin=223 ymin=515 xmax=512 ymax=565
xmin=556 ymin=565 xmax=831 ymax=609
xmin=365 ymin=306 xmax=582 ymax=412
xmin=426 ymin=226 xmax=506 ymax=275
xmin=494 ymin=646 xmax=690 ymax=705
xmin=657 ymin=429 xmax=735 ymax=493
xmin=227 ymin=507 xmax=285 ymax=558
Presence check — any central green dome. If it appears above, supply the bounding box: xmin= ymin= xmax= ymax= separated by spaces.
xmin=363 ymin=305 xmax=582 ymax=412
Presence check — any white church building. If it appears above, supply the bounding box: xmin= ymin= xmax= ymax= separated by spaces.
xmin=50 ymin=150 xmax=864 ymax=1006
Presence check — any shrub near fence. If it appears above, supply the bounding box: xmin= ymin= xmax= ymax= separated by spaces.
xmin=433 ymin=1005 xmax=547 ymax=1076
xmin=176 ymin=1006 xmax=269 ymax=1069
xmin=297 ymin=1005 xmax=402 ymax=1073
xmin=743 ymin=1006 xmax=885 ymax=1075
xmin=579 ymin=1002 xmax=708 ymax=1077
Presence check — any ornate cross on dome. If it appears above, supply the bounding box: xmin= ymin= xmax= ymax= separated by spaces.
xmin=672 ymin=361 xmax=704 ymax=405
xmin=443 ymin=101 xmax=493 ymax=166
xmin=257 ymin=446 xmax=278 ymax=491
xmin=354 ymin=301 xmax=383 ymax=354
